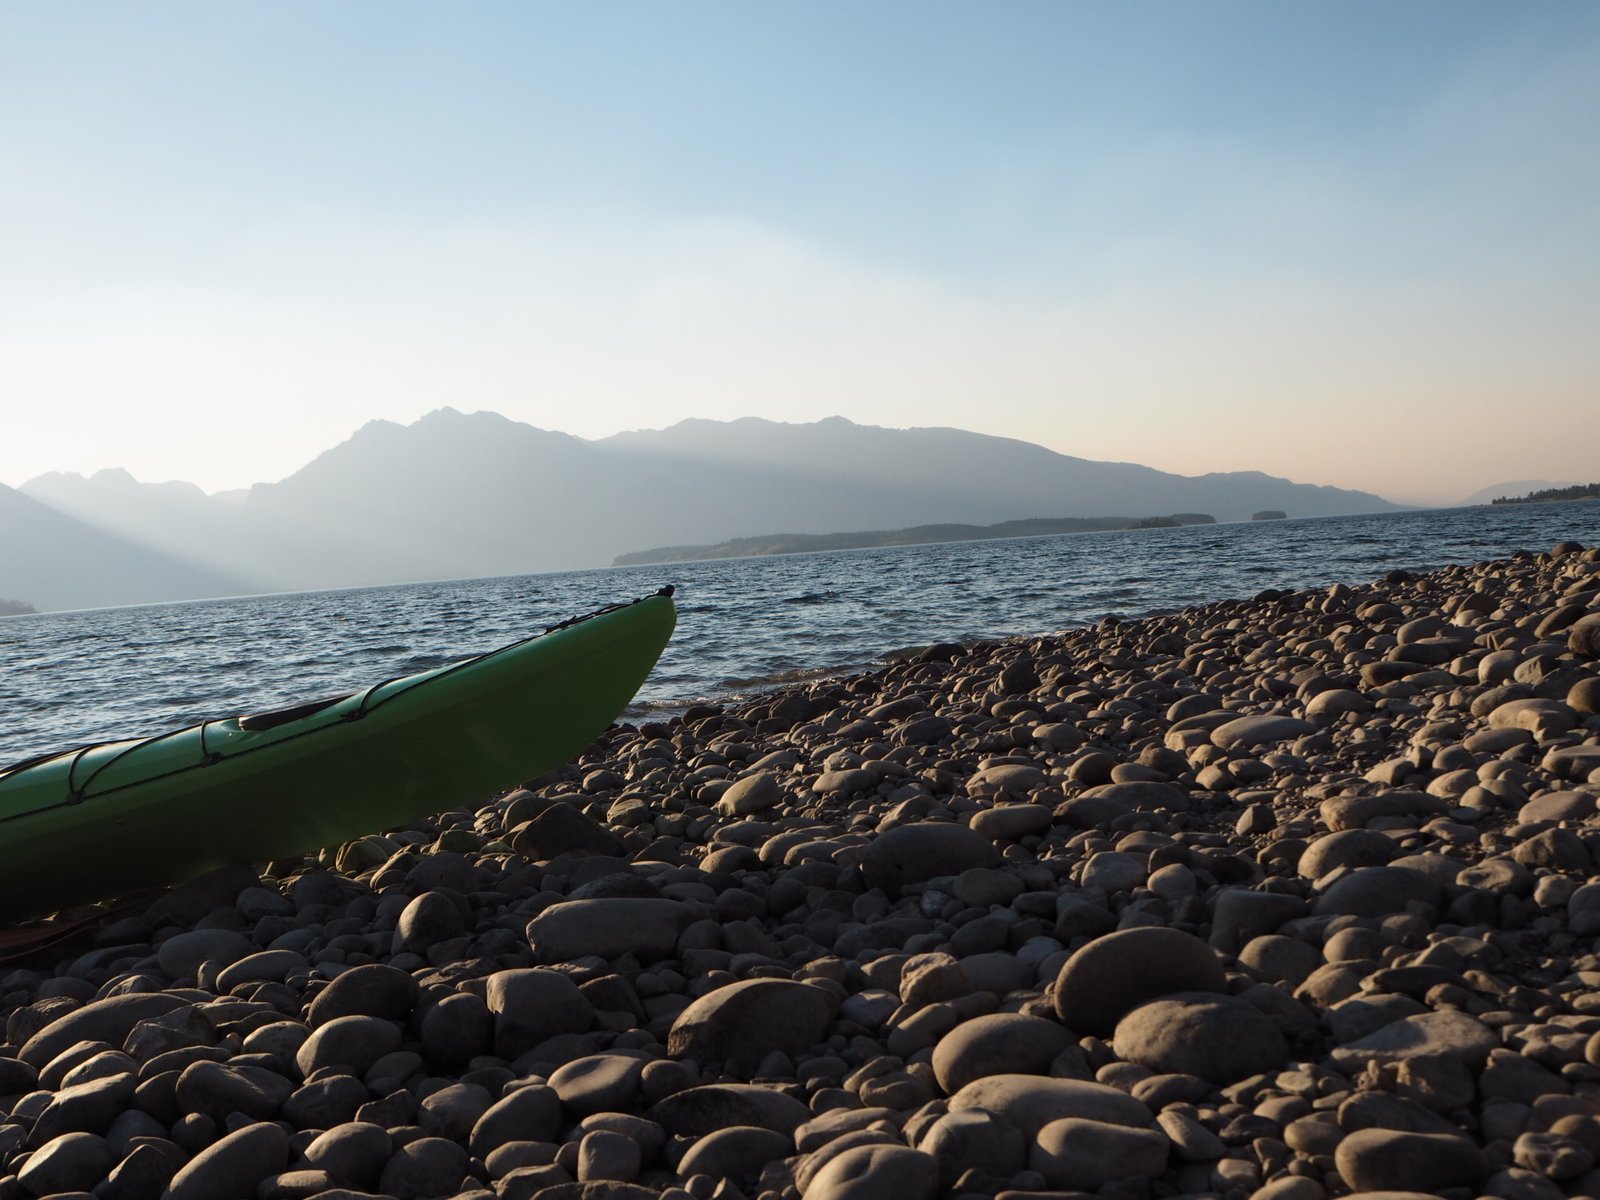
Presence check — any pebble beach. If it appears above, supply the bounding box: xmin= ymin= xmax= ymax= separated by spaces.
xmin=3 ymin=542 xmax=1600 ymax=1200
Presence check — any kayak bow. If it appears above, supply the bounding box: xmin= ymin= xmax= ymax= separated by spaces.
xmin=0 ymin=587 xmax=676 ymax=919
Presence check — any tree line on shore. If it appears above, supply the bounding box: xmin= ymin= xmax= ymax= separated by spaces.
xmin=1491 ymin=482 xmax=1600 ymax=504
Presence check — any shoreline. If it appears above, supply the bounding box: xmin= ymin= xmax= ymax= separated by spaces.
xmin=0 ymin=544 xmax=1597 ymax=1199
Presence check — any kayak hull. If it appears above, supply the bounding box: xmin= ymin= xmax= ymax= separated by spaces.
xmin=0 ymin=590 xmax=675 ymax=920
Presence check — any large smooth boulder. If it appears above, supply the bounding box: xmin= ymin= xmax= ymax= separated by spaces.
xmin=860 ymin=823 xmax=1001 ymax=894
xmin=1335 ymin=1128 xmax=1488 ymax=1192
xmin=525 ymin=898 xmax=695 ymax=963
xmin=484 ymin=969 xmax=594 ymax=1060
xmin=668 ymin=979 xmax=836 ymax=1075
xmin=1053 ymin=927 xmax=1225 ymax=1036
xmin=1032 ymin=1118 xmax=1170 ymax=1190
xmin=20 ymin=994 xmax=189 ymax=1069
xmin=1210 ymin=714 xmax=1315 ymax=751
xmin=803 ymin=1144 xmax=939 ymax=1200
xmin=650 ymin=1084 xmax=810 ymax=1137
xmin=931 ymin=1013 xmax=1076 ymax=1094
xmin=307 ymin=963 xmax=420 ymax=1026
xmin=1114 ymin=993 xmax=1290 ymax=1085
xmin=1314 ymin=866 xmax=1441 ymax=918
xmin=1328 ymin=1011 xmax=1500 ymax=1073
xmin=946 ymin=1074 xmax=1151 ymax=1137
xmin=164 ymin=1121 xmax=289 ymax=1200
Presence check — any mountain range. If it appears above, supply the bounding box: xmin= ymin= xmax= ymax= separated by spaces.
xmin=7 ymin=409 xmax=1406 ymax=612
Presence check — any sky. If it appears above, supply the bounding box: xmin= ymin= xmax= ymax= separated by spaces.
xmin=2 ymin=2 xmax=1597 ymax=505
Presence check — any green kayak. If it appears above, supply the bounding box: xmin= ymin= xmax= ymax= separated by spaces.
xmin=0 ymin=587 xmax=676 ymax=920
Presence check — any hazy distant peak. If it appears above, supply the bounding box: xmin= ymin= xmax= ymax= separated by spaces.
xmin=348 ymin=417 xmax=406 ymax=439
xmin=408 ymin=407 xmax=576 ymax=440
xmin=416 ymin=405 xmax=496 ymax=425
xmin=20 ymin=470 xmax=90 ymax=488
xmin=22 ymin=466 xmax=206 ymax=498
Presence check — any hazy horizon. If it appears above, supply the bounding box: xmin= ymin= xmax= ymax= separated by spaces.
xmin=5 ymin=2 xmax=1598 ymax=505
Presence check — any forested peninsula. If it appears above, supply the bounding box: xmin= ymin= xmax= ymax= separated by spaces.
xmin=1491 ymin=482 xmax=1600 ymax=504
xmin=613 ymin=513 xmax=1216 ymax=566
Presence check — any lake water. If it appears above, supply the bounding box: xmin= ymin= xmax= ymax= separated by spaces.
xmin=3 ymin=503 xmax=1598 ymax=763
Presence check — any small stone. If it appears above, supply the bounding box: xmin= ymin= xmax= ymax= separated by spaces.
xmin=1157 ymin=1107 xmax=1227 ymax=1161
xmin=716 ymin=771 xmax=784 ymax=815
xmin=1515 ymin=1131 xmax=1595 ymax=1180
xmin=969 ymin=804 xmax=1053 ymax=841
xmin=577 ymin=1128 xmax=641 ymax=1182
xmin=898 ymin=952 xmax=971 ymax=1007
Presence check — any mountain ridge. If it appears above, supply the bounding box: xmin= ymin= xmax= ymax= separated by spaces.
xmin=0 ymin=483 xmax=247 ymax=612
xmin=14 ymin=409 xmax=1407 ymax=610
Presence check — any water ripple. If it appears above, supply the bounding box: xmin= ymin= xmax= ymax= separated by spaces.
xmin=3 ymin=504 xmax=1599 ymax=760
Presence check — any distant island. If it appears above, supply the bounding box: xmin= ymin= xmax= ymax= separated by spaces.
xmin=1252 ymin=510 xmax=1288 ymax=521
xmin=0 ymin=598 xmax=37 ymax=617
xmin=613 ymin=513 xmax=1217 ymax=566
xmin=1490 ymin=482 xmax=1600 ymax=505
